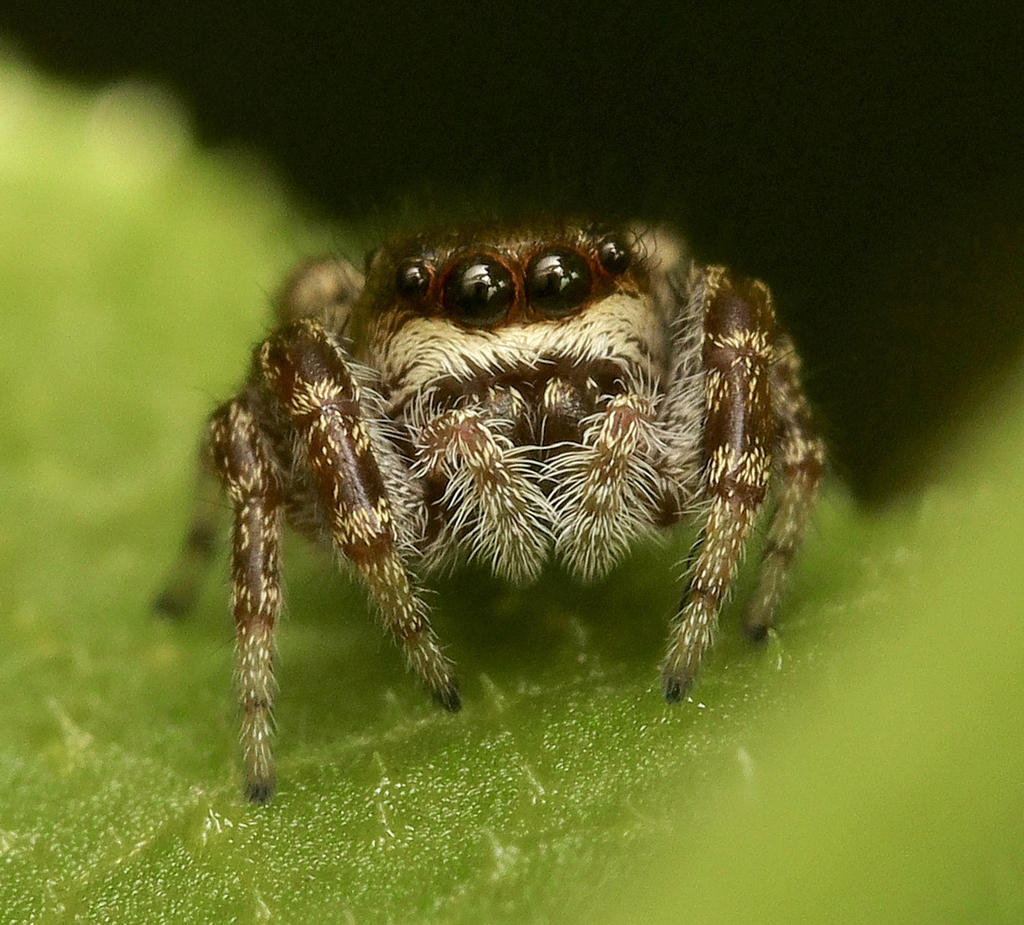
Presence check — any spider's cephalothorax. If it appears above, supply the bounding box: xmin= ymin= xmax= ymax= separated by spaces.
xmin=156 ymin=220 xmax=824 ymax=802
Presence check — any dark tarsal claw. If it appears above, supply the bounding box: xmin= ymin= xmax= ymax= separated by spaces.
xmin=152 ymin=588 xmax=194 ymax=619
xmin=245 ymin=777 xmax=277 ymax=804
xmin=661 ymin=670 xmax=693 ymax=704
xmin=742 ymin=621 xmax=771 ymax=644
xmin=433 ymin=682 xmax=463 ymax=713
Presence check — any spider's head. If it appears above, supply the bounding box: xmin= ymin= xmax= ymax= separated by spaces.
xmin=351 ymin=221 xmax=684 ymax=401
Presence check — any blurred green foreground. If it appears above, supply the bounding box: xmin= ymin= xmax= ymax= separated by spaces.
xmin=0 ymin=55 xmax=1021 ymax=923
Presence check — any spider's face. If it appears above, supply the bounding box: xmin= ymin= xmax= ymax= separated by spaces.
xmin=351 ymin=222 xmax=675 ymax=404
xmin=363 ymin=222 xmax=644 ymax=328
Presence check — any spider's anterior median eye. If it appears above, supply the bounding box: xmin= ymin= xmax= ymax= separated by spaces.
xmin=395 ymin=259 xmax=433 ymax=298
xmin=597 ymin=234 xmax=631 ymax=275
xmin=442 ymin=255 xmax=515 ymax=325
xmin=525 ymin=247 xmax=592 ymax=318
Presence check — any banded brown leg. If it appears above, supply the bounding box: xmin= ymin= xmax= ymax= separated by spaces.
xmin=662 ymin=269 xmax=776 ymax=701
xmin=258 ymin=320 xmax=460 ymax=711
xmin=742 ymin=335 xmax=825 ymax=640
xmin=207 ymin=399 xmax=284 ymax=802
xmin=153 ymin=450 xmax=224 ymax=619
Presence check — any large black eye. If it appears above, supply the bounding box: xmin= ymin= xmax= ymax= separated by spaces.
xmin=395 ymin=258 xmax=432 ymax=298
xmin=442 ymin=255 xmax=515 ymax=326
xmin=526 ymin=247 xmax=592 ymax=318
xmin=597 ymin=234 xmax=631 ymax=275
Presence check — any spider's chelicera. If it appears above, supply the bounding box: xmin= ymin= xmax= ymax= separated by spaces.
xmin=156 ymin=220 xmax=824 ymax=802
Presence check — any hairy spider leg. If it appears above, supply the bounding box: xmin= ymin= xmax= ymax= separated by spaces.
xmin=153 ymin=445 xmax=225 ymax=619
xmin=272 ymin=254 xmax=364 ymax=328
xmin=662 ymin=268 xmax=776 ymax=701
xmin=259 ymin=320 xmax=460 ymax=714
xmin=742 ymin=334 xmax=824 ymax=639
xmin=154 ymin=255 xmax=364 ymax=623
xmin=207 ymin=398 xmax=284 ymax=802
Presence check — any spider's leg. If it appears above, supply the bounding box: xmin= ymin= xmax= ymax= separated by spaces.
xmin=154 ymin=256 xmax=363 ymax=622
xmin=260 ymin=320 xmax=459 ymax=710
xmin=662 ymin=268 xmax=775 ymax=701
xmin=742 ymin=335 xmax=824 ymax=640
xmin=273 ymin=254 xmax=363 ymax=328
xmin=153 ymin=439 xmax=224 ymax=618
xmin=207 ymin=398 xmax=284 ymax=802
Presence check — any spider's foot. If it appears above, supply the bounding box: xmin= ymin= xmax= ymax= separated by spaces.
xmin=244 ymin=775 xmax=276 ymax=804
xmin=153 ymin=524 xmax=218 ymax=618
xmin=661 ymin=667 xmax=695 ymax=704
xmin=741 ymin=589 xmax=777 ymax=643
xmin=432 ymin=681 xmax=463 ymax=714
xmin=152 ymin=586 xmax=196 ymax=619
xmin=742 ymin=618 xmax=772 ymax=644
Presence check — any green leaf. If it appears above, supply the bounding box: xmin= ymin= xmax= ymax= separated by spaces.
xmin=1 ymin=56 xmax=1021 ymax=923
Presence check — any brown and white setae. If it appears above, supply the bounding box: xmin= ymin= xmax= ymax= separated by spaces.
xmin=156 ymin=220 xmax=824 ymax=802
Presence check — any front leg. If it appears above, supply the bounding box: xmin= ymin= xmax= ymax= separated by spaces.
xmin=207 ymin=399 xmax=284 ymax=802
xmin=154 ymin=255 xmax=364 ymax=623
xmin=258 ymin=320 xmax=460 ymax=712
xmin=662 ymin=268 xmax=776 ymax=701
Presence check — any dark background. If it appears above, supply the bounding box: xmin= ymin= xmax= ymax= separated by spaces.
xmin=4 ymin=2 xmax=1022 ymax=501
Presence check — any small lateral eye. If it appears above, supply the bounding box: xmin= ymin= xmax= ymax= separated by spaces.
xmin=525 ymin=247 xmax=592 ymax=318
xmin=442 ymin=255 xmax=515 ymax=326
xmin=395 ymin=258 xmax=432 ymax=298
xmin=597 ymin=234 xmax=631 ymax=275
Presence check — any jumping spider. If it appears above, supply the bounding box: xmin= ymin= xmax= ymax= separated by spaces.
xmin=156 ymin=220 xmax=823 ymax=802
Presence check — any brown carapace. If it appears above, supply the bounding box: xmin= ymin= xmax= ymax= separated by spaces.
xmin=155 ymin=220 xmax=824 ymax=802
